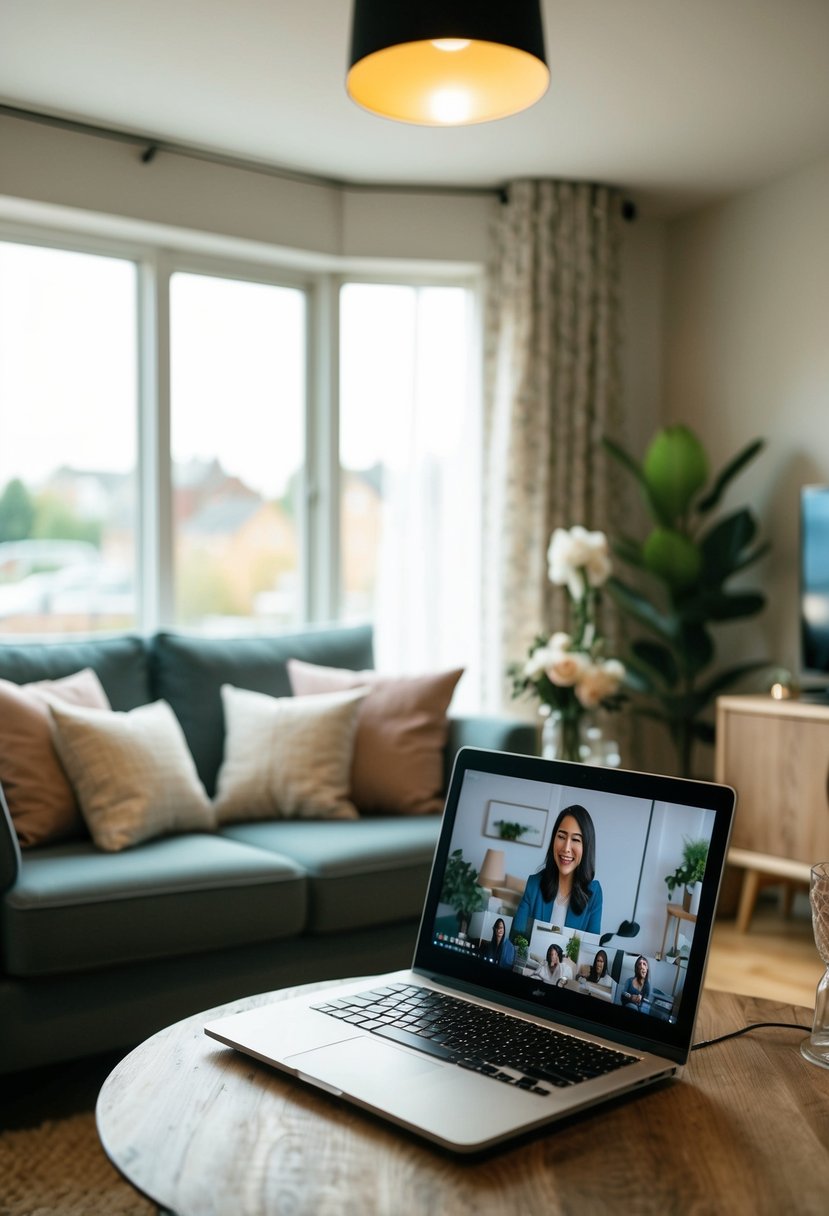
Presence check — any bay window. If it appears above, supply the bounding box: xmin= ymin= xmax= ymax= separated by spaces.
xmin=0 ymin=230 xmax=480 ymax=693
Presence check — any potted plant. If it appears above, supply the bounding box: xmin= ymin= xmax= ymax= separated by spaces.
xmin=665 ymin=837 xmax=709 ymax=912
xmin=494 ymin=819 xmax=532 ymax=842
xmin=602 ymin=425 xmax=771 ymax=777
xmin=565 ymin=933 xmax=581 ymax=966
xmin=440 ymin=849 xmax=487 ymax=935
xmin=513 ymin=935 xmax=530 ymax=966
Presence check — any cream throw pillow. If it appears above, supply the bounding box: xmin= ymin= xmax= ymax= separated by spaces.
xmin=213 ymin=683 xmax=368 ymax=823
xmin=48 ymin=699 xmax=214 ymax=852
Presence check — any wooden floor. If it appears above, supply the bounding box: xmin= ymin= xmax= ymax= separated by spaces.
xmin=707 ymin=889 xmax=820 ymax=1010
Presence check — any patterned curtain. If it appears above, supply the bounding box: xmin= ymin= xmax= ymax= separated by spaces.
xmin=481 ymin=179 xmax=624 ymax=714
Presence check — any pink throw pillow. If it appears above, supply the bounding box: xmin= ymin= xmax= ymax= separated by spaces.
xmin=287 ymin=659 xmax=463 ymax=816
xmin=0 ymin=668 xmax=111 ymax=847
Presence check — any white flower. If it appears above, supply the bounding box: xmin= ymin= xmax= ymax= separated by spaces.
xmin=575 ymin=658 xmax=625 ymax=708
xmin=524 ymin=646 xmax=556 ymax=679
xmin=547 ymin=525 xmax=612 ymax=599
xmin=547 ymin=649 xmax=590 ymax=688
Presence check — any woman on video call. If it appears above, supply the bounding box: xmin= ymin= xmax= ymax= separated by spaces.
xmin=514 ymin=804 xmax=603 ymax=935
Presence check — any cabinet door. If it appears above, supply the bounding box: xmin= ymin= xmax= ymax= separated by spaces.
xmin=722 ymin=710 xmax=829 ymax=863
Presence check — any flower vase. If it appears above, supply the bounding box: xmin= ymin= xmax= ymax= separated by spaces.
xmin=540 ymin=709 xmax=583 ymax=763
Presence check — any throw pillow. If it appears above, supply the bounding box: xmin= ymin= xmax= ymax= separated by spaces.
xmin=286 ymin=659 xmax=464 ymax=816
xmin=213 ymin=683 xmax=368 ymax=823
xmin=47 ymin=699 xmax=214 ymax=853
xmin=0 ymin=668 xmax=111 ymax=848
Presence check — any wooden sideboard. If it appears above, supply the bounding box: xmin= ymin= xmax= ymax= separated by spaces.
xmin=715 ymin=694 xmax=829 ymax=931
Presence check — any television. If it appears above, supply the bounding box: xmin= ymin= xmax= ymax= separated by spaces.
xmin=800 ymin=485 xmax=829 ymax=694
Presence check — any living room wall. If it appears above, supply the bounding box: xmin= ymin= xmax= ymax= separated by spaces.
xmin=662 ymin=153 xmax=829 ymax=681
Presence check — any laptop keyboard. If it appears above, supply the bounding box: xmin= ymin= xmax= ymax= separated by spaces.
xmin=312 ymin=982 xmax=638 ymax=1097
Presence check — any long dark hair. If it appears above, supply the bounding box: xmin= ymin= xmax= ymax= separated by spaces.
xmin=633 ymin=955 xmax=651 ymax=997
xmin=539 ymin=804 xmax=597 ymax=913
xmin=589 ymin=948 xmax=609 ymax=983
xmin=489 ymin=918 xmax=507 ymax=950
xmin=546 ymin=944 xmax=563 ymax=966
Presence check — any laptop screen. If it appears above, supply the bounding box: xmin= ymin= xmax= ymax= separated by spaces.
xmin=413 ymin=748 xmax=735 ymax=1062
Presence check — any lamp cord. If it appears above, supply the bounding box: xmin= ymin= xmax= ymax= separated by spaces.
xmin=692 ymin=1021 xmax=811 ymax=1051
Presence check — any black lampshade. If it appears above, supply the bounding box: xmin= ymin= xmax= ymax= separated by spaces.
xmin=347 ymin=0 xmax=549 ymax=125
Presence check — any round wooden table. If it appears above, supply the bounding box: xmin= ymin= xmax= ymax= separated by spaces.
xmin=96 ymin=982 xmax=827 ymax=1216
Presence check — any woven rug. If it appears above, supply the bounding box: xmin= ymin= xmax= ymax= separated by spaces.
xmin=0 ymin=1111 xmax=153 ymax=1216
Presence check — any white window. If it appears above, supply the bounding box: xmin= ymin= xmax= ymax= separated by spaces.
xmin=0 ymin=240 xmax=138 ymax=635
xmin=170 ymin=271 xmax=306 ymax=632
xmin=0 ymin=231 xmax=480 ymax=701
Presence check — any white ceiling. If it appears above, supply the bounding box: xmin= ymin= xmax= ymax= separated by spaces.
xmin=2 ymin=0 xmax=829 ymax=216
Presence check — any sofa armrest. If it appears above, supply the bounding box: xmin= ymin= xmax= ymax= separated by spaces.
xmin=0 ymin=783 xmax=21 ymax=893
xmin=443 ymin=715 xmax=537 ymax=788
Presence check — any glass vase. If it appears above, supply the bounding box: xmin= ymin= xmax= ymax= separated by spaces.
xmin=801 ymin=860 xmax=829 ymax=1069
xmin=540 ymin=708 xmax=583 ymax=763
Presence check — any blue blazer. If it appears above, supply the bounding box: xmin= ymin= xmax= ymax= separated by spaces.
xmin=482 ymin=938 xmax=516 ymax=969
xmin=515 ymin=872 xmax=603 ymax=936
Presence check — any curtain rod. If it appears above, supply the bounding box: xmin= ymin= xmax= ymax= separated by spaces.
xmin=0 ymin=102 xmax=501 ymax=199
xmin=0 ymin=102 xmax=636 ymax=217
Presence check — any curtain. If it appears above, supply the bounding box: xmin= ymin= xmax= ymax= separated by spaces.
xmin=481 ymin=179 xmax=624 ymax=714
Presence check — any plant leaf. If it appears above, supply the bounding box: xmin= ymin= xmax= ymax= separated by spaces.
xmin=676 ymin=623 xmax=715 ymax=676
xmin=681 ymin=588 xmax=766 ymax=623
xmin=694 ymin=660 xmax=774 ymax=702
xmin=729 ymin=540 xmax=772 ymax=577
xmin=603 ymin=437 xmax=672 ymax=527
xmin=607 ymin=576 xmax=679 ymax=641
xmin=631 ymin=639 xmax=679 ymax=688
xmin=610 ymin=535 xmax=646 ymax=568
xmin=699 ymin=509 xmax=757 ymax=582
xmin=695 ymin=438 xmax=766 ymax=515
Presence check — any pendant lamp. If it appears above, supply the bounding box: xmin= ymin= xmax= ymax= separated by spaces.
xmin=347 ymin=0 xmax=550 ymax=126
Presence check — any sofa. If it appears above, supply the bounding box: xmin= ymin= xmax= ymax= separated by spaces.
xmin=0 ymin=623 xmax=535 ymax=1074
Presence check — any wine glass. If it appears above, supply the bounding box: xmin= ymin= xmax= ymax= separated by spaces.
xmin=801 ymin=861 xmax=829 ymax=1069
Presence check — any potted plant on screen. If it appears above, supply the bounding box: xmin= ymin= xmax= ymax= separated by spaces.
xmin=440 ymin=849 xmax=487 ymax=936
xmin=665 ymin=838 xmax=709 ymax=913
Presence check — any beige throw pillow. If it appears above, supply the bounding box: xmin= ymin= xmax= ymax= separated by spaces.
xmin=286 ymin=660 xmax=463 ymax=816
xmin=48 ymin=699 xmax=214 ymax=853
xmin=0 ymin=668 xmax=111 ymax=848
xmin=213 ymin=684 xmax=368 ymax=823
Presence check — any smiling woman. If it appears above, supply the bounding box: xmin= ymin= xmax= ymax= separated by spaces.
xmin=514 ymin=804 xmax=604 ymax=936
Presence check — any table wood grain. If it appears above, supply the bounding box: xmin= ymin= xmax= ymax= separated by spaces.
xmin=96 ymin=982 xmax=828 ymax=1216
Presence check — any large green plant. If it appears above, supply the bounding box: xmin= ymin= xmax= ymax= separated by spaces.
xmin=440 ymin=849 xmax=487 ymax=930
xmin=603 ymin=424 xmax=771 ymax=777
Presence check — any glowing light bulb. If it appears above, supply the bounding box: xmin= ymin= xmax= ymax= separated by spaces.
xmin=431 ymin=39 xmax=471 ymax=53
xmin=430 ymin=88 xmax=473 ymax=124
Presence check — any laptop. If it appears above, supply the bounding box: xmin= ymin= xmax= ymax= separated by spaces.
xmin=205 ymin=746 xmax=735 ymax=1152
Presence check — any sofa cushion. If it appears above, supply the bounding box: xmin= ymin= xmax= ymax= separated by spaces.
xmin=0 ymin=634 xmax=151 ymax=710
xmin=0 ymin=668 xmax=111 ymax=848
xmin=2 ymin=835 xmax=307 ymax=976
xmin=220 ymin=816 xmax=441 ymax=934
xmin=150 ymin=625 xmax=374 ymax=796
xmin=288 ymin=659 xmax=463 ymax=816
xmin=214 ymin=684 xmax=367 ymax=823
xmin=49 ymin=699 xmax=215 ymax=852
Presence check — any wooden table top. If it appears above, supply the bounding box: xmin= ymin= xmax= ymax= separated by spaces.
xmin=96 ymin=981 xmax=828 ymax=1216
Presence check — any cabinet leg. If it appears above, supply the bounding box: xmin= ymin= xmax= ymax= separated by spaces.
xmin=736 ymin=869 xmax=760 ymax=934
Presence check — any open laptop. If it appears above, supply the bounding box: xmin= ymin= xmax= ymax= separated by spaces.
xmin=205 ymin=746 xmax=735 ymax=1152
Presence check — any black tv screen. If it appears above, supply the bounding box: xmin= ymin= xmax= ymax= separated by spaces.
xmin=800 ymin=486 xmax=829 ymax=681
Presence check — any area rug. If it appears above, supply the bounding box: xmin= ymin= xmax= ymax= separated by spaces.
xmin=0 ymin=1111 xmax=153 ymax=1216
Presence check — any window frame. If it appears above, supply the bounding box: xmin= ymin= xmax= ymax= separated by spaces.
xmin=0 ymin=219 xmax=481 ymax=637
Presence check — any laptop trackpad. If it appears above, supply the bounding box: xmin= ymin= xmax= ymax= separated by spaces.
xmin=285 ymin=1036 xmax=443 ymax=1098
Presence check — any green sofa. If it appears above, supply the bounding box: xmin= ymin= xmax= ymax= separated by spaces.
xmin=0 ymin=624 xmax=535 ymax=1074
